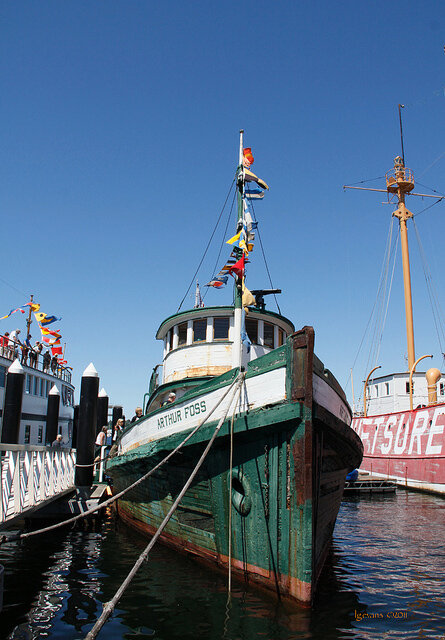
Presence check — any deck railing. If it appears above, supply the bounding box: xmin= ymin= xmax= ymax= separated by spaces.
xmin=0 ymin=334 xmax=71 ymax=383
xmin=0 ymin=444 xmax=76 ymax=525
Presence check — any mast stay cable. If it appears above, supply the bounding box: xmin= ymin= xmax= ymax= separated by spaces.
xmin=202 ymin=187 xmax=237 ymax=303
xmin=412 ymin=218 xmax=445 ymax=357
xmin=177 ymin=176 xmax=236 ymax=312
xmin=344 ymin=216 xmax=398 ymax=403
xmin=248 ymin=196 xmax=281 ymax=314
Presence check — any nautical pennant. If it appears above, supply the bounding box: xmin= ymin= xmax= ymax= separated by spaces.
xmin=0 ymin=301 xmax=37 ymax=320
xmin=244 ymin=168 xmax=269 ymax=191
xmin=35 ymin=313 xmax=61 ymax=326
xmin=243 ymin=148 xmax=254 ymax=168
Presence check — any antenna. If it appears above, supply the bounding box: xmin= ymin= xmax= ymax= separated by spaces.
xmin=398 ymin=104 xmax=405 ymax=164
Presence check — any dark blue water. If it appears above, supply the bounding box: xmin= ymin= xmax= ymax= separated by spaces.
xmin=1 ymin=490 xmax=444 ymax=639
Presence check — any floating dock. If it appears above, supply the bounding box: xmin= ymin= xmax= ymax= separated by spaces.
xmin=343 ymin=473 xmax=396 ymax=495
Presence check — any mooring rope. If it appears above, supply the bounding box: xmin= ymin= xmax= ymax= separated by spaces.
xmin=0 ymin=374 xmax=242 ymax=546
xmin=75 ymin=453 xmax=110 ymax=468
xmin=227 ymin=386 xmax=239 ymax=597
xmin=84 ymin=374 xmax=245 ymax=640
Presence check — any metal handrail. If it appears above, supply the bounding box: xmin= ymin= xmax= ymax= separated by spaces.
xmin=0 ymin=333 xmax=72 ymax=383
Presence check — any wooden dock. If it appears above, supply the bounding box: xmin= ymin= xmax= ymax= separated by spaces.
xmin=343 ymin=473 xmax=396 ymax=495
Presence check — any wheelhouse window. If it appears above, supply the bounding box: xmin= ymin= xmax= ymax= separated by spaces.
xmin=26 ymin=374 xmax=32 ymax=394
xmin=440 ymin=383 xmax=445 ymax=396
xmin=169 ymin=330 xmax=174 ymax=351
xmin=213 ymin=317 xmax=229 ymax=340
xmin=385 ymin=382 xmax=390 ymax=395
xmin=246 ymin=319 xmax=258 ymax=345
xmin=24 ymin=425 xmax=31 ymax=444
xmin=263 ymin=322 xmax=274 ymax=348
xmin=33 ymin=376 xmax=39 ymax=395
xmin=193 ymin=319 xmax=207 ymax=342
xmin=278 ymin=329 xmax=285 ymax=347
xmin=38 ymin=425 xmax=43 ymax=444
xmin=406 ymin=381 xmax=413 ymax=394
xmin=178 ymin=322 xmax=187 ymax=347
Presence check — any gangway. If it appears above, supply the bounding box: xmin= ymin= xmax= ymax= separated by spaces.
xmin=0 ymin=444 xmax=76 ymax=527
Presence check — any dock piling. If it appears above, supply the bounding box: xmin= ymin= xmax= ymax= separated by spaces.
xmin=45 ymin=384 xmax=60 ymax=445
xmin=74 ymin=363 xmax=99 ymax=488
xmin=1 ymin=360 xmax=25 ymax=444
xmin=97 ymin=388 xmax=109 ymax=434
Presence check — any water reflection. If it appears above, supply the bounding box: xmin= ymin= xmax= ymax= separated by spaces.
xmin=0 ymin=491 xmax=444 ymax=639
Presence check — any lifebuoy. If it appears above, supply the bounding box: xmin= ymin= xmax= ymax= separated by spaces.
xmin=229 ymin=469 xmax=252 ymax=516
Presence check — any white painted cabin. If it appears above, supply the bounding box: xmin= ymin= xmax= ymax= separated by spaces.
xmin=362 ymin=371 xmax=445 ymax=416
xmin=146 ymin=305 xmax=294 ymax=411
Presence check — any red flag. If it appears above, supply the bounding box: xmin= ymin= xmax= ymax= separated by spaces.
xmin=243 ymin=147 xmax=254 ymax=168
xmin=228 ymin=254 xmax=245 ymax=278
xmin=51 ymin=346 xmax=63 ymax=355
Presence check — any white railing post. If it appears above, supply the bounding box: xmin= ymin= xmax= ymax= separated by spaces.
xmin=98 ymin=446 xmax=105 ymax=483
xmin=0 ymin=445 xmax=77 ymax=525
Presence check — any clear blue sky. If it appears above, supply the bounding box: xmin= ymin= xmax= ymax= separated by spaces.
xmin=1 ymin=1 xmax=444 ymax=414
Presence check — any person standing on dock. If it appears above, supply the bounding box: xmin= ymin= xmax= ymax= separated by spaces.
xmin=52 ymin=434 xmax=63 ymax=448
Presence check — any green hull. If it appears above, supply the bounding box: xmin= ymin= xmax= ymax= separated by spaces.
xmin=107 ymin=327 xmax=363 ymax=603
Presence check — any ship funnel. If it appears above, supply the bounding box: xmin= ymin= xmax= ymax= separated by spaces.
xmin=426 ymin=368 xmax=441 ymax=405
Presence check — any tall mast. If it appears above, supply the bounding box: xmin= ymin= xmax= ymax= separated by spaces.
xmin=386 ymin=155 xmax=415 ymax=370
xmin=231 ymin=130 xmax=244 ymax=370
xmin=26 ymin=294 xmax=33 ymax=341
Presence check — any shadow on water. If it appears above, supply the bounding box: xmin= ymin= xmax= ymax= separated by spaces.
xmin=1 ymin=490 xmax=445 ymax=639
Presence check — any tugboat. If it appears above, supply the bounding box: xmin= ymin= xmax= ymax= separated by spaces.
xmin=107 ymin=131 xmax=363 ymax=603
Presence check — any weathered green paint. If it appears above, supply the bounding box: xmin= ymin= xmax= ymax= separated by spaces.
xmin=107 ymin=327 xmax=363 ymax=603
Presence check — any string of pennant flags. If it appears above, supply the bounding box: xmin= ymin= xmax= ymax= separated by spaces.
xmin=206 ymin=146 xmax=268 ymax=304
xmin=34 ymin=310 xmax=66 ymax=362
xmin=0 ymin=300 xmax=68 ymax=365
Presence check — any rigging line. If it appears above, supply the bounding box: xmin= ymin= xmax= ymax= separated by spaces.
xmin=249 ymin=198 xmax=281 ymax=315
xmin=370 ymin=224 xmax=392 ymax=368
xmin=202 ymin=187 xmax=237 ymax=302
xmin=365 ymin=217 xmax=396 ymax=377
xmin=343 ymin=176 xmax=385 ymax=188
xmin=0 ymin=277 xmax=29 ymax=299
xmin=415 ymin=181 xmax=445 ymax=197
xmin=412 ymin=219 xmax=445 ymax=353
xmin=84 ymin=375 xmax=245 ymax=640
xmin=344 ymin=216 xmax=395 ymax=392
xmin=413 ymin=197 xmax=444 ymax=218
xmin=417 ymin=151 xmax=445 ymax=180
xmin=177 ymin=177 xmax=236 ymax=312
xmin=375 ymin=233 xmax=399 ymax=366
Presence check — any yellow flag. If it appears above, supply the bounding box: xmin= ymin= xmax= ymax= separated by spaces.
xmin=34 ymin=312 xmax=47 ymax=323
xmin=31 ymin=303 xmax=40 ymax=312
xmin=242 ymin=282 xmax=256 ymax=311
xmin=226 ymin=230 xmax=241 ymax=245
xmin=244 ymin=168 xmax=269 ymax=191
